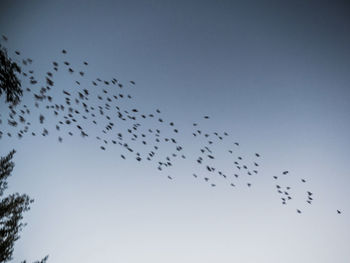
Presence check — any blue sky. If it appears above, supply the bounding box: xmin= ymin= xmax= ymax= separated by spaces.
xmin=1 ymin=1 xmax=350 ymax=262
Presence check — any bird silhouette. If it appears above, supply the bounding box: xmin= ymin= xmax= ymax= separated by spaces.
xmin=0 ymin=40 xmax=330 ymax=216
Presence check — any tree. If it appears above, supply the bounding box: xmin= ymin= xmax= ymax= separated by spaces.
xmin=0 ymin=37 xmax=47 ymax=262
xmin=0 ymin=150 xmax=48 ymax=263
xmin=0 ymin=45 xmax=22 ymax=106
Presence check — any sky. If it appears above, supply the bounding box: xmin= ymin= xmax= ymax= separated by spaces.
xmin=0 ymin=0 xmax=350 ymax=262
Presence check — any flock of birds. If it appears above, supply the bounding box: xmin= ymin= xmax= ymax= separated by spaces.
xmin=0 ymin=35 xmax=342 ymax=215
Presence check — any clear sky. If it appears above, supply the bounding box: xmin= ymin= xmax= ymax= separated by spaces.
xmin=0 ymin=0 xmax=350 ymax=262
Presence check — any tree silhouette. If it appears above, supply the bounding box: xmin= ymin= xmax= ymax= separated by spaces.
xmin=0 ymin=45 xmax=22 ymax=106
xmin=0 ymin=150 xmax=31 ymax=262
xmin=0 ymin=150 xmax=48 ymax=263
xmin=0 ymin=38 xmax=48 ymax=262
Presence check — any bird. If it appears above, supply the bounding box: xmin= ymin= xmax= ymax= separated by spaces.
xmin=0 ymin=38 xmax=323 ymax=217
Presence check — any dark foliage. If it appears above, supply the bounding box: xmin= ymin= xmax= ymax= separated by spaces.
xmin=0 ymin=46 xmax=22 ymax=106
xmin=0 ymin=150 xmax=48 ymax=263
